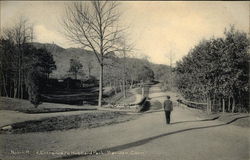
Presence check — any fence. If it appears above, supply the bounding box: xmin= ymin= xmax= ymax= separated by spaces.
xmin=177 ymin=99 xmax=207 ymax=111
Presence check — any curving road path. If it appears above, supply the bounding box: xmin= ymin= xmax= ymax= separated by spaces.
xmin=0 ymin=84 xmax=249 ymax=160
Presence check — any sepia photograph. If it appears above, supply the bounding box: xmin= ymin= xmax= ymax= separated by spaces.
xmin=0 ymin=1 xmax=249 ymax=160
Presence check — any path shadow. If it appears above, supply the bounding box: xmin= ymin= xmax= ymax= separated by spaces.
xmin=171 ymin=116 xmax=220 ymax=124
xmin=139 ymin=101 xmax=151 ymax=112
xmin=55 ymin=115 xmax=250 ymax=160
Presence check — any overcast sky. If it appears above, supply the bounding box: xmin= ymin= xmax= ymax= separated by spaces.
xmin=1 ymin=1 xmax=249 ymax=65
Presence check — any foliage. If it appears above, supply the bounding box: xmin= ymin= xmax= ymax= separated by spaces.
xmin=151 ymin=64 xmax=174 ymax=91
xmin=26 ymin=67 xmax=42 ymax=107
xmin=103 ymin=55 xmax=155 ymax=94
xmin=175 ymin=26 xmax=249 ymax=112
xmin=0 ymin=38 xmax=56 ymax=107
xmin=68 ymin=58 xmax=83 ymax=80
xmin=34 ymin=48 xmax=56 ymax=78
xmin=137 ymin=65 xmax=154 ymax=82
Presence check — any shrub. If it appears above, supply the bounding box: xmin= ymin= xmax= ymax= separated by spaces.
xmin=26 ymin=68 xmax=43 ymax=107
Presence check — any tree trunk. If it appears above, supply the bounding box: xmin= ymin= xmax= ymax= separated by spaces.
xmin=228 ymin=97 xmax=231 ymax=112
xmin=18 ymin=50 xmax=21 ymax=99
xmin=222 ymin=98 xmax=225 ymax=113
xmin=122 ymin=78 xmax=126 ymax=98
xmin=114 ymin=81 xmax=117 ymax=95
xmin=231 ymin=96 xmax=236 ymax=113
xmin=142 ymin=87 xmax=144 ymax=97
xmin=98 ymin=64 xmax=103 ymax=107
xmin=142 ymin=81 xmax=145 ymax=98
xmin=130 ymin=78 xmax=134 ymax=89
xmin=119 ymin=81 xmax=123 ymax=93
xmin=206 ymin=96 xmax=209 ymax=113
xmin=2 ymin=74 xmax=8 ymax=97
xmin=14 ymin=88 xmax=17 ymax=99
xmin=21 ymin=80 xmax=23 ymax=99
xmin=9 ymin=83 xmax=12 ymax=98
xmin=20 ymin=48 xmax=23 ymax=99
xmin=21 ymin=51 xmax=24 ymax=99
xmin=13 ymin=79 xmax=17 ymax=98
xmin=212 ymin=98 xmax=216 ymax=112
xmin=212 ymin=94 xmax=216 ymax=112
xmin=206 ymin=96 xmax=211 ymax=114
xmin=218 ymin=97 xmax=221 ymax=112
xmin=122 ymin=46 xmax=127 ymax=98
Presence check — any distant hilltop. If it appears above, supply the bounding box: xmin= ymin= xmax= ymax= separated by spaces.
xmin=31 ymin=42 xmax=99 ymax=79
xmin=31 ymin=42 xmax=170 ymax=81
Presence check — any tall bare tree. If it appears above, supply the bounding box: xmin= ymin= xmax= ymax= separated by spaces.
xmin=2 ymin=17 xmax=34 ymax=99
xmin=117 ymin=38 xmax=133 ymax=98
xmin=62 ymin=1 xmax=123 ymax=107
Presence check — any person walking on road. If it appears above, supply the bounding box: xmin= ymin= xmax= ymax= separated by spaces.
xmin=163 ymin=96 xmax=173 ymax=124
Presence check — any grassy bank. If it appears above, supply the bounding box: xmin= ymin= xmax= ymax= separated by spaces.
xmin=0 ymin=97 xmax=139 ymax=134
xmin=0 ymin=111 xmax=137 ymax=134
xmin=104 ymin=91 xmax=136 ymax=105
xmin=0 ymin=97 xmax=96 ymax=113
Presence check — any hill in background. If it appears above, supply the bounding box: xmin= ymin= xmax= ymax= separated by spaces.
xmin=32 ymin=42 xmax=100 ymax=79
xmin=32 ymin=42 xmax=171 ymax=81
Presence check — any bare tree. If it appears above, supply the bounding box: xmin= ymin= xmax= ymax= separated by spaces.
xmin=62 ymin=1 xmax=123 ymax=107
xmin=2 ymin=17 xmax=34 ymax=99
xmin=117 ymin=38 xmax=133 ymax=98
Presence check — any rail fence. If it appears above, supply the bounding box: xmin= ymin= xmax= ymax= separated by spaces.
xmin=177 ymin=99 xmax=207 ymax=111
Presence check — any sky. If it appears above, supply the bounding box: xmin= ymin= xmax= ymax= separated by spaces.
xmin=1 ymin=1 xmax=249 ymax=65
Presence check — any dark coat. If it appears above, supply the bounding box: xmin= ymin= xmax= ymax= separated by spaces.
xmin=163 ymin=99 xmax=173 ymax=111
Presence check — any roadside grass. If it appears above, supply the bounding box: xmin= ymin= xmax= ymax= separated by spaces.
xmin=219 ymin=113 xmax=250 ymax=127
xmin=0 ymin=97 xmax=96 ymax=114
xmin=106 ymin=83 xmax=152 ymax=106
xmin=195 ymin=111 xmax=250 ymax=128
xmin=104 ymin=91 xmax=136 ymax=105
xmin=0 ymin=111 xmax=137 ymax=134
xmin=116 ymin=92 xmax=136 ymax=104
xmin=175 ymin=91 xmax=250 ymax=128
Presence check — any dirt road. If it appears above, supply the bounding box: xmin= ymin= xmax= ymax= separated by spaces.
xmin=0 ymin=84 xmax=249 ymax=160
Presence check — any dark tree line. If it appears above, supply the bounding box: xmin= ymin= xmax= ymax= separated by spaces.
xmin=0 ymin=19 xmax=56 ymax=107
xmin=175 ymin=26 xmax=249 ymax=113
